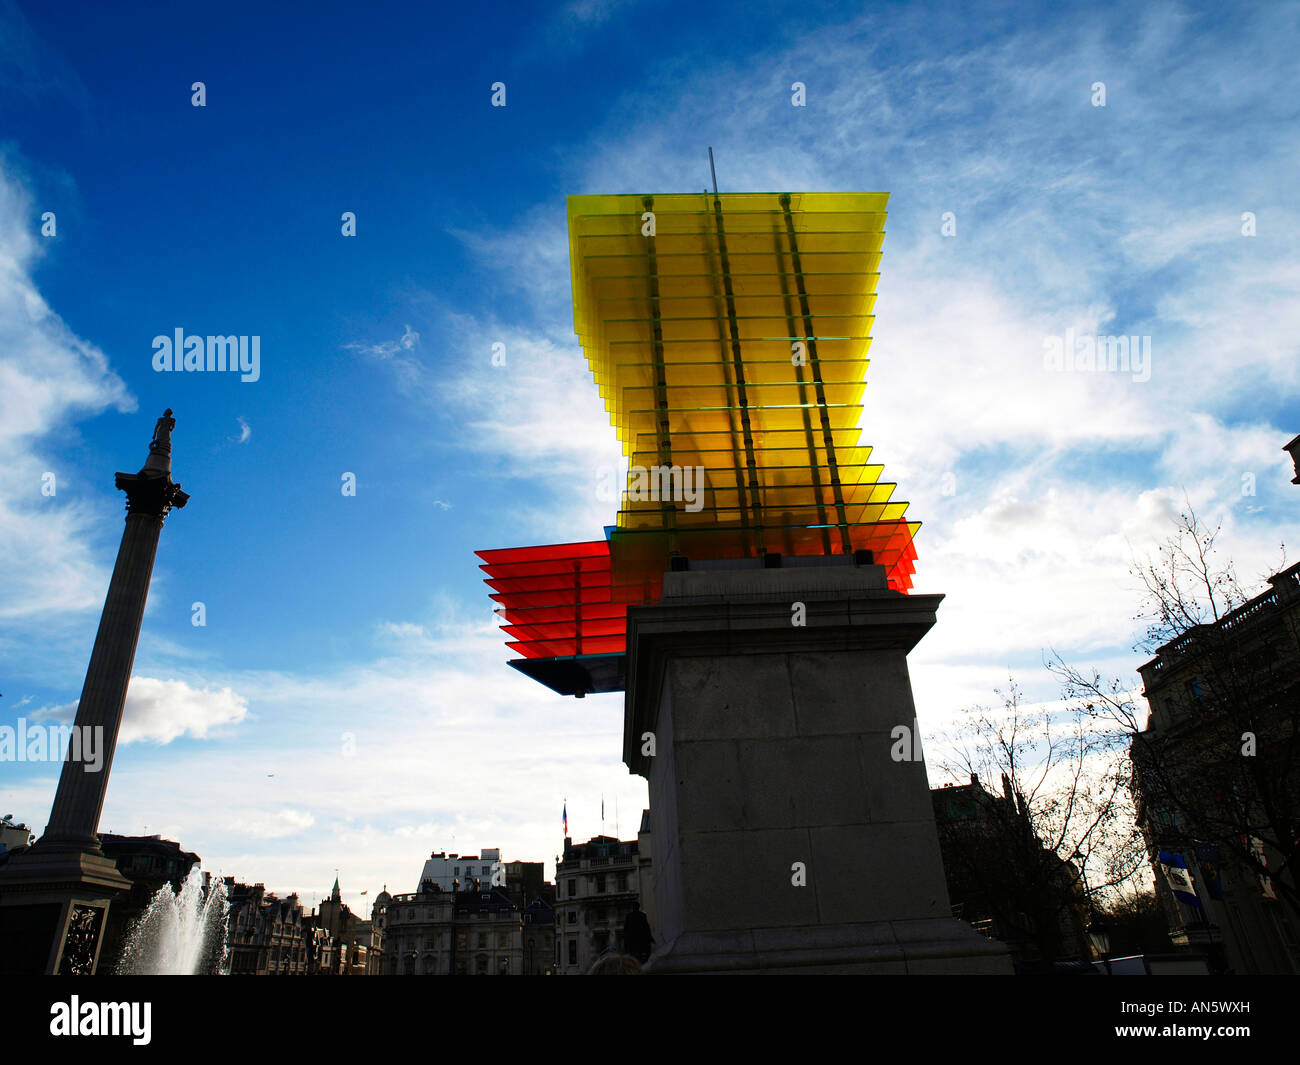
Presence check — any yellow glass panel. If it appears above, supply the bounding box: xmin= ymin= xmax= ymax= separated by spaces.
xmin=564 ymin=190 xmax=916 ymax=568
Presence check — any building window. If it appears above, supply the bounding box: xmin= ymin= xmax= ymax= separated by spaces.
xmin=567 ymin=879 xmax=576 ymax=898
xmin=618 ymin=873 xmax=628 ymax=892
xmin=567 ymin=911 xmax=577 ymax=924
xmin=476 ymin=954 xmax=489 ymax=974
xmin=457 ymin=933 xmax=468 ymax=951
xmin=477 ymin=932 xmax=486 ymax=949
xmin=567 ymin=940 xmax=577 ymax=965
xmin=498 ymin=933 xmax=509 ymax=949
xmin=596 ymin=874 xmax=606 ymax=893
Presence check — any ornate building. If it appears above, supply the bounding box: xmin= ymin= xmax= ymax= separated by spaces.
xmin=225 ymin=880 xmax=310 ymax=975
xmin=554 ymin=834 xmax=643 ymax=974
xmin=383 ymin=885 xmax=525 ymax=975
xmin=312 ymin=876 xmax=379 ymax=975
xmin=1135 ymin=561 xmax=1300 ymax=974
xmin=931 ymin=776 xmax=1089 ymax=969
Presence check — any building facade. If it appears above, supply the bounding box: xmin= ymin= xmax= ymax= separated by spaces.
xmin=636 ymin=810 xmax=654 ymax=941
xmin=521 ymin=896 xmax=555 ymax=975
xmin=931 ymin=776 xmax=1089 ymax=969
xmin=313 ymin=876 xmax=379 ymax=975
xmin=554 ymin=834 xmax=643 ymax=974
xmin=383 ymin=885 xmax=524 ymax=975
xmin=506 ymin=860 xmax=551 ymax=906
xmin=225 ymin=881 xmax=311 ymax=975
xmin=0 ymin=817 xmax=33 ymax=857
xmin=417 ymin=848 xmax=502 ymax=893
xmin=1135 ymin=561 xmax=1300 ymax=974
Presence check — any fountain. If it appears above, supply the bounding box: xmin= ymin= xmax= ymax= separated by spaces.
xmin=117 ymin=866 xmax=229 ymax=974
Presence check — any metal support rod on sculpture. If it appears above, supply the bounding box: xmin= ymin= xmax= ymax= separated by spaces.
xmin=781 ymin=193 xmax=853 ymax=556
xmin=40 ymin=410 xmax=190 ymax=851
xmin=711 ymin=195 xmax=766 ymax=552
xmin=642 ymin=194 xmax=678 ymax=551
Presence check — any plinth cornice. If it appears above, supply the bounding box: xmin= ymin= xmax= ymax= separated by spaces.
xmin=622 ymin=566 xmax=943 ymax=773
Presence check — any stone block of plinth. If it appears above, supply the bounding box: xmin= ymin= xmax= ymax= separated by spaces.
xmin=622 ymin=561 xmax=1012 ymax=974
xmin=0 ymin=848 xmax=131 ymax=974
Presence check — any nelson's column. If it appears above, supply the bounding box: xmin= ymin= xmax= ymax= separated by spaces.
xmin=0 ymin=410 xmax=189 ymax=975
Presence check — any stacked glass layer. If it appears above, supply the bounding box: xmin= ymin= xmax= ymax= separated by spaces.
xmin=477 ymin=192 xmax=920 ymax=692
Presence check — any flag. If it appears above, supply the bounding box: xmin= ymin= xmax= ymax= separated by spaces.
xmin=563 ymin=800 xmax=568 ymax=836
xmin=1193 ymin=845 xmax=1223 ymax=901
xmin=1247 ymin=836 xmax=1277 ymax=900
xmin=1158 ymin=851 xmax=1202 ymax=909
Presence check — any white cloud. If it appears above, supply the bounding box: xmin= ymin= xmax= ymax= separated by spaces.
xmin=50 ymin=615 xmax=647 ymax=892
xmin=32 ymin=676 xmax=249 ymax=745
xmin=244 ymin=808 xmax=316 ymax=840
xmin=0 ymin=159 xmax=134 ymax=623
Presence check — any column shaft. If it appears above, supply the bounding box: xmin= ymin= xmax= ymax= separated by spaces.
xmin=42 ymin=513 xmax=163 ymax=848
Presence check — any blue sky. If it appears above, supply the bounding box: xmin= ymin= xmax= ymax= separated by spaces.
xmin=2 ymin=0 xmax=1298 ymax=911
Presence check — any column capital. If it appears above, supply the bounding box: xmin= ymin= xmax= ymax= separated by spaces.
xmin=114 ymin=470 xmax=189 ymax=521
xmin=112 ymin=408 xmax=189 ymax=521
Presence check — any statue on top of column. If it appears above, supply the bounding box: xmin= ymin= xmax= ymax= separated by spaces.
xmin=149 ymin=408 xmax=176 ymax=455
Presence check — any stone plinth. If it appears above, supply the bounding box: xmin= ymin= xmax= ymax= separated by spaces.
xmin=0 ymin=849 xmax=131 ymax=974
xmin=622 ymin=560 xmax=1012 ymax=974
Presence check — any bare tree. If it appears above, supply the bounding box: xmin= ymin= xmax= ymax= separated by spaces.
xmin=936 ymin=678 xmax=1147 ymax=964
xmin=1048 ymin=503 xmax=1300 ymax=918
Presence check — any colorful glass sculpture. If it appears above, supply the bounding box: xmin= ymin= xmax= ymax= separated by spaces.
xmin=477 ymin=192 xmax=919 ymax=695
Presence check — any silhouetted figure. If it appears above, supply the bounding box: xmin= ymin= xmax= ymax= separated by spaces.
xmin=623 ymin=902 xmax=653 ymax=963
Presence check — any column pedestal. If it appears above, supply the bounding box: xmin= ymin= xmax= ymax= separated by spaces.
xmin=0 ymin=850 xmax=131 ymax=974
xmin=622 ymin=561 xmax=1012 ymax=974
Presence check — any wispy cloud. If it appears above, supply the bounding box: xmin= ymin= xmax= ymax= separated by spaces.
xmin=344 ymin=324 xmax=423 ymax=390
xmin=0 ymin=157 xmax=133 ymax=625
